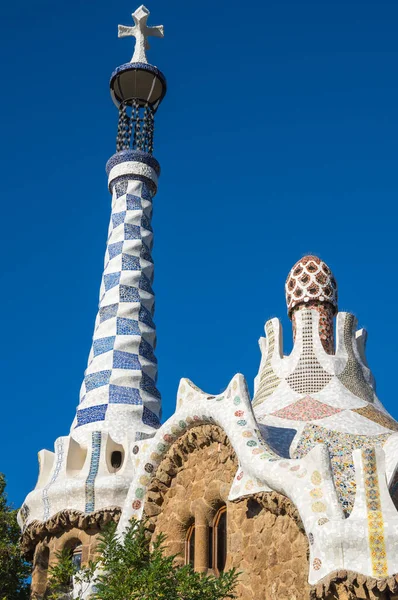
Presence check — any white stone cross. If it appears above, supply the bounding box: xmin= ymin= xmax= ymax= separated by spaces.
xmin=118 ymin=5 xmax=164 ymax=64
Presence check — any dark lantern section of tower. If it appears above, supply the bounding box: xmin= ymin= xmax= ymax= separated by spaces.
xmin=112 ymin=4 xmax=167 ymax=154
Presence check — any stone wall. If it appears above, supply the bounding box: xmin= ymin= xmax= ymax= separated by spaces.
xmin=143 ymin=424 xmax=311 ymax=600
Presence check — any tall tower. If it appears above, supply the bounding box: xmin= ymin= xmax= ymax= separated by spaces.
xmin=72 ymin=4 xmax=166 ymax=446
xmin=18 ymin=7 xmax=167 ymax=596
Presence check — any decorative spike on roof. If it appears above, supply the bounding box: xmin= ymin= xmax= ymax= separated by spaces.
xmin=285 ymin=255 xmax=338 ymax=318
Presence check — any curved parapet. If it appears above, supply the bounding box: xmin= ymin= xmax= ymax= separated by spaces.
xmin=18 ymin=430 xmax=136 ymax=536
xmin=114 ymin=371 xmax=398 ymax=585
xmin=253 ymin=309 xmax=390 ymax=428
xmin=252 ymin=319 xmax=282 ymax=408
xmin=252 ymin=308 xmax=398 ymax=517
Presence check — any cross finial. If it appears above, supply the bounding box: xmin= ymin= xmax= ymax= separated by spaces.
xmin=118 ymin=5 xmax=164 ymax=64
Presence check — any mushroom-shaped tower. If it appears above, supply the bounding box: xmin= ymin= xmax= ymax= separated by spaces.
xmin=253 ymin=255 xmax=398 ymax=516
xmin=286 ymin=255 xmax=338 ymax=354
xmin=18 ymin=7 xmax=168 ymax=596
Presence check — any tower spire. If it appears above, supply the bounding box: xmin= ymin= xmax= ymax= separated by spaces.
xmin=18 ymin=8 xmax=168 ymax=561
xmin=72 ymin=5 xmax=167 ymax=444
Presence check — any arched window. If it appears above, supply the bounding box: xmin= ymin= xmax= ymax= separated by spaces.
xmin=213 ymin=505 xmax=227 ymax=574
xmin=184 ymin=506 xmax=227 ymax=573
xmin=71 ymin=544 xmax=83 ymax=571
xmin=185 ymin=524 xmax=195 ymax=567
xmin=60 ymin=540 xmax=83 ymax=592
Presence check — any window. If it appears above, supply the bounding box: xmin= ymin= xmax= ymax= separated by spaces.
xmin=208 ymin=525 xmax=213 ymax=569
xmin=184 ymin=506 xmax=227 ymax=573
xmin=111 ymin=450 xmax=123 ymax=469
xmin=185 ymin=524 xmax=195 ymax=567
xmin=213 ymin=506 xmax=227 ymax=574
xmin=71 ymin=544 xmax=82 ymax=571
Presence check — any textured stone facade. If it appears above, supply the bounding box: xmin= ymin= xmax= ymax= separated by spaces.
xmin=143 ymin=424 xmax=311 ymax=600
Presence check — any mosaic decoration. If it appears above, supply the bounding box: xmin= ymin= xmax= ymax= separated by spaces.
xmin=271 ymin=396 xmax=341 ymax=421
xmin=71 ymin=152 xmax=162 ymax=443
xmin=313 ymin=558 xmax=322 ymax=571
xmin=286 ymin=311 xmax=332 ymax=394
xmin=362 ymin=448 xmax=388 ymax=578
xmin=76 ymin=404 xmax=108 ymax=427
xmin=294 ymin=423 xmax=391 ymax=515
xmin=252 ymin=320 xmax=281 ymax=408
xmin=337 ymin=313 xmax=374 ymax=404
xmin=258 ymin=424 xmax=296 ymax=458
xmin=16 ymin=6 xmax=398 ymax=586
xmin=293 ymin=302 xmax=335 ymax=355
xmin=285 ymin=255 xmax=338 ymax=317
xmin=353 ymin=405 xmax=398 ymax=432
xmin=85 ymin=432 xmax=102 ymax=513
xmin=42 ymin=439 xmax=64 ymax=521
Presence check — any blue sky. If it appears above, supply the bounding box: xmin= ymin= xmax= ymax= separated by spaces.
xmin=1 ymin=0 xmax=398 ymax=507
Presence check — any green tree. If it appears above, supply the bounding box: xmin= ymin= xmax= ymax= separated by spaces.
xmin=48 ymin=519 xmax=238 ymax=600
xmin=0 ymin=473 xmax=31 ymax=600
xmin=47 ymin=548 xmax=96 ymax=600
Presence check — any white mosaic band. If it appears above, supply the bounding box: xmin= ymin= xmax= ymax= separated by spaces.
xmin=108 ymin=161 xmax=158 ymax=191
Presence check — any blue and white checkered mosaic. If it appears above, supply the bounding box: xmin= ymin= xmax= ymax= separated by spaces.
xmin=72 ymin=152 xmax=161 ymax=442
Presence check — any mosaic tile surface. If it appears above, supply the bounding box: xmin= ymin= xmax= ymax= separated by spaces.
xmin=85 ymin=432 xmax=102 ymax=513
xmin=353 ymin=405 xmax=398 ymax=432
xmin=286 ymin=311 xmax=332 ymax=394
xmin=42 ymin=439 xmax=64 ymax=521
xmin=337 ymin=313 xmax=374 ymax=404
xmin=271 ymin=396 xmax=341 ymax=421
xmin=71 ymin=155 xmax=162 ymax=443
xmin=258 ymin=424 xmax=297 ymax=458
xmin=294 ymin=423 xmax=391 ymax=515
xmin=362 ymin=448 xmax=388 ymax=578
xmin=293 ymin=303 xmax=335 ymax=355
xmin=285 ymin=255 xmax=338 ymax=316
xmin=252 ymin=320 xmax=281 ymax=407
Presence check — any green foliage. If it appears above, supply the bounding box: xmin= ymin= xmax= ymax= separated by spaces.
xmin=0 ymin=473 xmax=31 ymax=600
xmin=47 ymin=549 xmax=96 ymax=600
xmin=47 ymin=548 xmax=75 ymax=599
xmin=92 ymin=519 xmax=239 ymax=600
xmin=47 ymin=519 xmax=239 ymax=600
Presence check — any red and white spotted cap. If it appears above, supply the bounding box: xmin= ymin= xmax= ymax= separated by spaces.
xmin=285 ymin=256 xmax=338 ymax=318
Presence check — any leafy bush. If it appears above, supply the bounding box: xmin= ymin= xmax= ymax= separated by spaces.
xmin=48 ymin=519 xmax=238 ymax=600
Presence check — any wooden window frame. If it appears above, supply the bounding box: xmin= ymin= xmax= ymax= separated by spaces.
xmin=212 ymin=505 xmax=227 ymax=575
xmin=185 ymin=524 xmax=195 ymax=566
